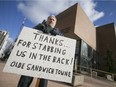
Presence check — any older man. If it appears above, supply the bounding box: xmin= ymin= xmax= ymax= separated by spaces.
xmin=17 ymin=15 xmax=63 ymax=87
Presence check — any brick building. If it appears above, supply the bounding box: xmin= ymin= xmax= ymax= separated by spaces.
xmin=56 ymin=3 xmax=116 ymax=73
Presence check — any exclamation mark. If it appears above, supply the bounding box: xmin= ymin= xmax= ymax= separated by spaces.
xmin=70 ymin=58 xmax=73 ymax=65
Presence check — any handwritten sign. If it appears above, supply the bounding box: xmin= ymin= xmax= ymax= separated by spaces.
xmin=3 ymin=26 xmax=76 ymax=83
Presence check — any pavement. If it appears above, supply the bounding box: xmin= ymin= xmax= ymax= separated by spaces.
xmin=0 ymin=60 xmax=116 ymax=87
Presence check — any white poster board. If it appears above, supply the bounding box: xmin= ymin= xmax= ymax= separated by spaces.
xmin=3 ymin=26 xmax=76 ymax=83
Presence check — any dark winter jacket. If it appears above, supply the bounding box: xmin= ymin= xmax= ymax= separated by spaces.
xmin=33 ymin=21 xmax=63 ymax=36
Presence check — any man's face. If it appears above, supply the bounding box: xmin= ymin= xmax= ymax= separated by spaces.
xmin=46 ymin=16 xmax=57 ymax=28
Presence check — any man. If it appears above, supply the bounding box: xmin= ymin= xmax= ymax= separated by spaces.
xmin=17 ymin=15 xmax=63 ymax=87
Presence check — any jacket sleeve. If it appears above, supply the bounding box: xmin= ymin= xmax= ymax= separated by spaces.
xmin=33 ymin=24 xmax=48 ymax=33
xmin=50 ymin=28 xmax=63 ymax=36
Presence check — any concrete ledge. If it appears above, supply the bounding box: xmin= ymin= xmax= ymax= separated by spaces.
xmin=72 ymin=74 xmax=84 ymax=86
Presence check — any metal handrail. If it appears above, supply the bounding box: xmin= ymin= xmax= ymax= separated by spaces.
xmin=74 ymin=65 xmax=116 ymax=87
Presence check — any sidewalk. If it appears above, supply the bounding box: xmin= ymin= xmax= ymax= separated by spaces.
xmin=0 ymin=61 xmax=115 ymax=87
